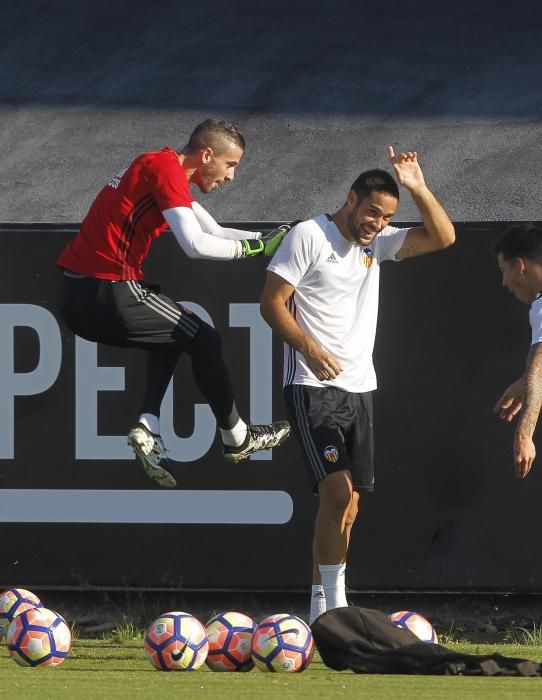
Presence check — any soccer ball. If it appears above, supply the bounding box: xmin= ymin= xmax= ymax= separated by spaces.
xmin=0 ymin=588 xmax=43 ymax=636
xmin=205 ymin=611 xmax=256 ymax=672
xmin=251 ymin=613 xmax=315 ymax=672
xmin=144 ymin=611 xmax=209 ymax=671
xmin=7 ymin=607 xmax=71 ymax=667
xmin=389 ymin=610 xmax=438 ymax=643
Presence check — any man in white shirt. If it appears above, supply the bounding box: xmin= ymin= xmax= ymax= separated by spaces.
xmin=260 ymin=147 xmax=455 ymax=623
xmin=494 ymin=223 xmax=542 ymax=478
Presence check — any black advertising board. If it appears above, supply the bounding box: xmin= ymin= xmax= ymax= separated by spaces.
xmin=0 ymin=223 xmax=540 ymax=592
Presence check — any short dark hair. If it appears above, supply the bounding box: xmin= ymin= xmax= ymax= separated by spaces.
xmin=493 ymin=223 xmax=542 ymax=262
xmin=350 ymin=168 xmax=399 ymax=203
xmin=187 ymin=119 xmax=245 ymax=154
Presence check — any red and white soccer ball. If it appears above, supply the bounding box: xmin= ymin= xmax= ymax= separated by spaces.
xmin=0 ymin=588 xmax=43 ymax=637
xmin=7 ymin=606 xmax=71 ymax=667
xmin=390 ymin=610 xmax=438 ymax=643
xmin=251 ymin=613 xmax=315 ymax=672
xmin=205 ymin=611 xmax=256 ymax=672
xmin=144 ymin=611 xmax=209 ymax=671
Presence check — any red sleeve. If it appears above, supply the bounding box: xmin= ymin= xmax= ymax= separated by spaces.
xmin=145 ymin=151 xmax=195 ymax=211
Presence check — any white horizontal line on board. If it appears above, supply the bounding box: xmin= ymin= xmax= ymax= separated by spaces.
xmin=0 ymin=489 xmax=293 ymax=525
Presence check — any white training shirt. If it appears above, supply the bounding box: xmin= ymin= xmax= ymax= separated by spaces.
xmin=267 ymin=214 xmax=409 ymax=393
xmin=529 ymin=295 xmax=542 ymax=345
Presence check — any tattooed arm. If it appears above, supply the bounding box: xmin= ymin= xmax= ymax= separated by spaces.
xmin=386 ymin=146 xmax=455 ymax=260
xmin=514 ymin=342 xmax=542 ymax=478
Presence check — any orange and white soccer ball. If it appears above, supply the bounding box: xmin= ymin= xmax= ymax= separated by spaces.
xmin=251 ymin=613 xmax=314 ymax=672
xmin=205 ymin=611 xmax=256 ymax=672
xmin=7 ymin=606 xmax=71 ymax=667
xmin=389 ymin=610 xmax=438 ymax=643
xmin=0 ymin=588 xmax=43 ymax=637
xmin=144 ymin=611 xmax=209 ymax=671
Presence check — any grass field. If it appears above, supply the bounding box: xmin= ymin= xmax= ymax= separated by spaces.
xmin=1 ymin=639 xmax=542 ymax=700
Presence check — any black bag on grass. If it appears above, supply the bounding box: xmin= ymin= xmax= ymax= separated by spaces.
xmin=310 ymin=606 xmax=541 ymax=677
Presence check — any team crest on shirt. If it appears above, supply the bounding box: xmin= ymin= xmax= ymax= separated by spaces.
xmin=323 ymin=445 xmax=339 ymax=463
xmin=362 ymin=248 xmax=374 ymax=268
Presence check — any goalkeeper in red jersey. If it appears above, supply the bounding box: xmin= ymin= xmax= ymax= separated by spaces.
xmin=57 ymin=119 xmax=292 ymax=488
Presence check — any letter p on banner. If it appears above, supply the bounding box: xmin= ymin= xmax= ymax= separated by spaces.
xmin=0 ymin=304 xmax=62 ymax=458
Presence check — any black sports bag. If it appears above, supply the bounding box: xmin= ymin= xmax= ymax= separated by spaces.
xmin=311 ymin=606 xmax=541 ymax=677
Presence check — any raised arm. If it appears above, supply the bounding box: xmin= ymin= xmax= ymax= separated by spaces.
xmin=388 ymin=146 xmax=455 ymax=260
xmin=260 ymin=271 xmax=342 ymax=381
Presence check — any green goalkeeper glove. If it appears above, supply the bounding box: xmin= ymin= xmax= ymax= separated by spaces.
xmin=262 ymin=220 xmax=302 ymax=256
xmin=261 ymin=224 xmax=290 ymax=257
xmin=240 ymin=220 xmax=302 ymax=258
xmin=240 ymin=239 xmax=265 ymax=257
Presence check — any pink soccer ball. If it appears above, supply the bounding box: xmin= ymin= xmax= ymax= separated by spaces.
xmin=390 ymin=610 xmax=438 ymax=643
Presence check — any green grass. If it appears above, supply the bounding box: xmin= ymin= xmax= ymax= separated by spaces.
xmin=1 ymin=640 xmax=542 ymax=700
xmin=109 ymin=616 xmax=145 ymax=644
xmin=505 ymin=622 xmax=542 ymax=646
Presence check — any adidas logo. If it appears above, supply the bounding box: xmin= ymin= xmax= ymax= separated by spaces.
xmin=326 ymin=252 xmax=338 ymax=263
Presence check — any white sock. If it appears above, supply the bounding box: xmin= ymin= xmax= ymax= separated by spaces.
xmin=319 ymin=563 xmax=348 ymax=611
xmin=139 ymin=413 xmax=160 ymax=435
xmin=309 ymin=584 xmax=326 ymax=625
xmin=220 ymin=418 xmax=248 ymax=447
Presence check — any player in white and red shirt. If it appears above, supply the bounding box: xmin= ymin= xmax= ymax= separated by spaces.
xmin=57 ymin=119 xmax=292 ymax=488
xmin=261 ymin=147 xmax=455 ymax=623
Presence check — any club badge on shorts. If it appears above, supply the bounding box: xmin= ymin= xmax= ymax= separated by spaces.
xmin=323 ymin=445 xmax=339 ymax=463
xmin=362 ymin=248 xmax=374 ymax=268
